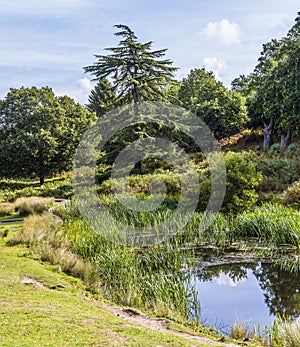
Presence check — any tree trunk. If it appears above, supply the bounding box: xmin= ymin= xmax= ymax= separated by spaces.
xmin=263 ymin=118 xmax=274 ymax=149
xmin=134 ymin=161 xmax=142 ymax=172
xmin=133 ymin=101 xmax=139 ymax=116
xmin=280 ymin=129 xmax=291 ymax=149
xmin=39 ymin=176 xmax=45 ymax=185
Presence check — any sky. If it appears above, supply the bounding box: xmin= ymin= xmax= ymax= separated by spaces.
xmin=0 ymin=0 xmax=299 ymax=104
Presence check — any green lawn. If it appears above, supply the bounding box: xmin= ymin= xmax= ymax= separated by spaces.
xmin=0 ymin=236 xmax=233 ymax=347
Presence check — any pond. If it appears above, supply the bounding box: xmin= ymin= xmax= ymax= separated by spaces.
xmin=192 ymin=257 xmax=300 ymax=334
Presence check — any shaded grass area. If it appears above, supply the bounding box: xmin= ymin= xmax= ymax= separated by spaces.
xmin=0 ymin=239 xmax=225 ymax=347
xmin=0 ymin=175 xmax=72 ymax=202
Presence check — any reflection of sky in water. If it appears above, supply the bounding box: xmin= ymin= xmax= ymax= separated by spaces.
xmin=195 ymin=267 xmax=275 ymax=332
xmin=214 ymin=272 xmax=246 ymax=287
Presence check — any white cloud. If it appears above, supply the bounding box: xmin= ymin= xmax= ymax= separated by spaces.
xmin=55 ymin=78 xmax=94 ymax=105
xmin=77 ymin=77 xmax=94 ymax=94
xmin=73 ymin=78 xmax=94 ymax=104
xmin=203 ymin=57 xmax=226 ymax=81
xmin=215 ymin=272 xmax=246 ymax=287
xmin=200 ymin=19 xmax=241 ymax=47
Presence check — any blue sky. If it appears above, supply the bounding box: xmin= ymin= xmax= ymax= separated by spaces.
xmin=0 ymin=0 xmax=299 ymax=104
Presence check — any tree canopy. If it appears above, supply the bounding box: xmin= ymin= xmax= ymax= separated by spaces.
xmin=0 ymin=87 xmax=96 ymax=184
xmin=84 ymin=24 xmax=177 ymax=113
xmin=232 ymin=12 xmax=300 ymax=148
xmin=177 ymin=68 xmax=248 ymax=140
xmin=86 ymin=78 xmax=117 ymax=117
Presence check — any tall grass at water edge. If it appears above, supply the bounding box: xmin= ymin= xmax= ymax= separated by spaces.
xmin=231 ymin=317 xmax=300 ymax=347
xmin=63 ymin=212 xmax=199 ymax=321
xmin=7 ymin=196 xmax=300 ymax=326
xmin=233 ymin=203 xmax=300 ymax=248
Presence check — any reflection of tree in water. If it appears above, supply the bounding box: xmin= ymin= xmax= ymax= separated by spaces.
xmin=253 ymin=262 xmax=300 ymax=319
xmin=197 ymin=261 xmax=300 ymax=320
xmin=197 ymin=262 xmax=256 ymax=284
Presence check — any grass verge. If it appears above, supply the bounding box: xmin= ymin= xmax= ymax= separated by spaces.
xmin=0 ymin=221 xmax=240 ymax=347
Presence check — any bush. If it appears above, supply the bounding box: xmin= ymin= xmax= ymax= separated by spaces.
xmin=198 ymin=151 xmax=262 ymax=214
xmin=0 ymin=202 xmax=15 ymax=217
xmin=256 ymin=157 xmax=300 ymax=192
xmin=97 ymin=171 xmax=182 ymax=196
xmin=14 ymin=197 xmax=54 ymax=216
xmin=282 ymin=181 xmax=300 ymax=209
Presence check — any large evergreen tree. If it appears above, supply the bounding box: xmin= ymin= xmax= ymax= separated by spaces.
xmin=84 ymin=24 xmax=178 ymax=175
xmin=86 ymin=78 xmax=117 ymax=117
xmin=84 ymin=24 xmax=177 ymax=113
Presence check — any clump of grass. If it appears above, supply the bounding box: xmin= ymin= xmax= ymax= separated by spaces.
xmin=281 ymin=319 xmax=300 ymax=347
xmin=0 ymin=202 xmax=15 ymax=217
xmin=8 ymin=212 xmax=62 ymax=247
xmin=251 ymin=318 xmax=300 ymax=347
xmin=8 ymin=212 xmax=96 ymax=283
xmin=14 ymin=196 xmax=54 ymax=216
xmin=233 ymin=203 xmax=300 ymax=247
xmin=230 ymin=318 xmax=253 ymax=341
xmin=62 ymin=200 xmax=198 ymax=322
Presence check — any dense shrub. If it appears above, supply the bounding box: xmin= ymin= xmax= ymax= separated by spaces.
xmin=14 ymin=197 xmax=54 ymax=216
xmin=0 ymin=202 xmax=15 ymax=217
xmin=198 ymin=151 xmax=262 ymax=213
xmin=256 ymin=150 xmax=300 ymax=192
xmin=282 ymin=181 xmax=300 ymax=209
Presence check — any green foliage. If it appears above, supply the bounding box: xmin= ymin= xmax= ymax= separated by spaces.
xmin=86 ymin=77 xmax=117 ymax=117
xmin=0 ymin=87 xmax=96 ymax=184
xmin=282 ymin=180 xmax=300 ymax=208
xmin=256 ymin=155 xmax=300 ymax=192
xmin=0 ymin=176 xmax=72 ymax=202
xmin=84 ymin=24 xmax=177 ymax=106
xmin=286 ymin=143 xmax=300 ymax=157
xmin=61 ymin=208 xmax=198 ymax=321
xmin=198 ymin=151 xmax=262 ymax=213
xmin=177 ymin=68 xmax=248 ymax=139
xmin=233 ymin=203 xmax=300 ymax=246
xmin=97 ymin=171 xmax=182 ymax=196
xmin=234 ymin=13 xmax=300 ymax=147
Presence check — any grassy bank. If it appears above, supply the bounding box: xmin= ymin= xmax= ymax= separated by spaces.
xmin=0 ymin=222 xmax=239 ymax=347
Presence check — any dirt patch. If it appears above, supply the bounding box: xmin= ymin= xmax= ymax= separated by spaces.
xmin=102 ymin=303 xmax=241 ymax=347
xmin=21 ymin=276 xmax=45 ymax=287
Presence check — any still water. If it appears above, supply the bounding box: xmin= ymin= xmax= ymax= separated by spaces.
xmin=193 ymin=260 xmax=300 ymax=334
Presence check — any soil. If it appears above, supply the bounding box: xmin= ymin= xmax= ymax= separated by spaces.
xmin=102 ymin=303 xmax=243 ymax=347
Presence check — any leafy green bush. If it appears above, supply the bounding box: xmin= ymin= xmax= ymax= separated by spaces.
xmin=286 ymin=143 xmax=300 ymax=158
xmin=282 ymin=181 xmax=300 ymax=209
xmin=97 ymin=171 xmax=182 ymax=196
xmin=256 ymin=155 xmax=300 ymax=193
xmin=198 ymin=151 xmax=262 ymax=213
xmin=269 ymin=143 xmax=281 ymax=155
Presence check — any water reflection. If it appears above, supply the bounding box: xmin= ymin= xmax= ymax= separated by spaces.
xmin=194 ymin=261 xmax=300 ymax=329
xmin=254 ymin=263 xmax=300 ymax=319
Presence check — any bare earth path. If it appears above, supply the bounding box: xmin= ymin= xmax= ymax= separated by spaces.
xmin=102 ymin=303 xmax=243 ymax=347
